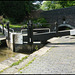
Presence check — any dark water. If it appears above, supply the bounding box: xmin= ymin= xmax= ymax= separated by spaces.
xmin=0 ymin=47 xmax=17 ymax=62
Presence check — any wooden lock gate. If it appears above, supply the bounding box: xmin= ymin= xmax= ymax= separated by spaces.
xmin=0 ymin=20 xmax=75 ymax=52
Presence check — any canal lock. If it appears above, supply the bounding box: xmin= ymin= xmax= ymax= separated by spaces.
xmin=0 ymin=40 xmax=17 ymax=62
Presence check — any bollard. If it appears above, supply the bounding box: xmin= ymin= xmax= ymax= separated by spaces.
xmin=55 ymin=22 xmax=58 ymax=34
xmin=27 ymin=20 xmax=33 ymax=45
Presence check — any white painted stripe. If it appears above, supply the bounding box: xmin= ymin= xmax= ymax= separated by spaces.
xmin=23 ymin=42 xmax=28 ymax=44
xmin=29 ymin=38 xmax=31 ymax=42
xmin=33 ymin=42 xmax=41 ymax=43
xmin=23 ymin=42 xmax=41 ymax=44
xmin=70 ymin=29 xmax=75 ymax=35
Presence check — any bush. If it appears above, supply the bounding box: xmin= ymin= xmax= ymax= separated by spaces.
xmin=0 ymin=1 xmax=36 ymax=24
xmin=2 ymin=18 xmax=9 ymax=23
xmin=33 ymin=18 xmax=47 ymax=23
xmin=37 ymin=18 xmax=47 ymax=23
xmin=32 ymin=18 xmax=48 ymax=28
xmin=8 ymin=18 xmax=17 ymax=24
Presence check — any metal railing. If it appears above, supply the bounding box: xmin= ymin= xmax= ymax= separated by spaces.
xmin=9 ymin=28 xmax=14 ymax=32
xmin=21 ymin=29 xmax=27 ymax=34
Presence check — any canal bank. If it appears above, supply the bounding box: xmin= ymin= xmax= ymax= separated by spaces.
xmin=0 ymin=32 xmax=6 ymax=47
xmin=17 ymin=35 xmax=75 ymax=74
xmin=0 ymin=47 xmax=17 ymax=62
xmin=0 ymin=37 xmax=59 ymax=74
xmin=0 ymin=35 xmax=74 ymax=74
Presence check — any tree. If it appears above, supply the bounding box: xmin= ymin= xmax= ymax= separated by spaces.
xmin=58 ymin=1 xmax=75 ymax=8
xmin=40 ymin=1 xmax=62 ymax=11
xmin=40 ymin=1 xmax=52 ymax=11
xmin=40 ymin=1 xmax=75 ymax=11
xmin=0 ymin=1 xmax=36 ymax=24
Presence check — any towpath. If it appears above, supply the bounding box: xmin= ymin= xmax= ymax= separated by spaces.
xmin=0 ymin=35 xmax=75 ymax=74
xmin=18 ymin=35 xmax=75 ymax=74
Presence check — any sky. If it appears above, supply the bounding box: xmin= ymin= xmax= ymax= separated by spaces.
xmin=32 ymin=1 xmax=45 ymax=5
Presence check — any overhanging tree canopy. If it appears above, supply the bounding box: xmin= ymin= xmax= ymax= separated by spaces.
xmin=40 ymin=1 xmax=75 ymax=11
xmin=0 ymin=1 xmax=36 ymax=24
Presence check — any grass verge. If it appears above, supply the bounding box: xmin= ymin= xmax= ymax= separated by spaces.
xmin=9 ymin=24 xmax=22 ymax=28
xmin=1 ymin=24 xmax=23 ymax=28
xmin=10 ymin=56 xmax=28 ymax=67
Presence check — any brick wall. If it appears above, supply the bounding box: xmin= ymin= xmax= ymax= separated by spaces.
xmin=40 ymin=6 xmax=75 ymax=31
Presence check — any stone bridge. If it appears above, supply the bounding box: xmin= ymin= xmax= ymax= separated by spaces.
xmin=40 ymin=6 xmax=75 ymax=31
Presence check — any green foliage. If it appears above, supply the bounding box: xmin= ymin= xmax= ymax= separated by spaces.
xmin=58 ymin=1 xmax=75 ymax=8
xmin=8 ymin=18 xmax=17 ymax=24
xmin=0 ymin=1 xmax=37 ymax=24
xmin=33 ymin=18 xmax=47 ymax=24
xmin=55 ymin=4 xmax=62 ymax=9
xmin=9 ymin=24 xmax=22 ymax=28
xmin=40 ymin=1 xmax=62 ymax=10
xmin=0 ymin=56 xmax=28 ymax=73
xmin=35 ymin=45 xmax=38 ymax=51
xmin=20 ymin=71 xmax=22 ymax=73
xmin=40 ymin=1 xmax=52 ymax=10
xmin=33 ymin=17 xmax=50 ymax=28
xmin=32 ymin=18 xmax=48 ymax=28
xmin=40 ymin=1 xmax=75 ymax=11
xmin=0 ymin=1 xmax=25 ymax=23
xmin=37 ymin=18 xmax=47 ymax=23
xmin=10 ymin=56 xmax=28 ymax=67
xmin=58 ymin=1 xmax=67 ymax=8
xmin=0 ymin=70 xmax=3 ymax=73
xmin=18 ymin=57 xmax=36 ymax=72
xmin=34 ymin=4 xmax=41 ymax=10
xmin=0 ymin=67 xmax=9 ymax=73
xmin=2 ymin=18 xmax=9 ymax=23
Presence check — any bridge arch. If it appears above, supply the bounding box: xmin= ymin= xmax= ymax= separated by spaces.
xmin=54 ymin=24 xmax=74 ymax=31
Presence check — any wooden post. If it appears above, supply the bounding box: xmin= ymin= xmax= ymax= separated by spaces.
xmin=55 ymin=22 xmax=58 ymax=34
xmin=27 ymin=20 xmax=33 ymax=45
xmin=6 ymin=21 xmax=10 ymax=40
xmin=27 ymin=21 xmax=29 ymax=44
xmin=6 ymin=21 xmax=10 ymax=49
xmin=1 ymin=22 xmax=4 ymax=34
xmin=13 ymin=34 xmax=15 ymax=52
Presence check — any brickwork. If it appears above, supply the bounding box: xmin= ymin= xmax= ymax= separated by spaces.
xmin=40 ymin=6 xmax=75 ymax=31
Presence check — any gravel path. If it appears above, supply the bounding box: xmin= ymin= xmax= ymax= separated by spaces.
xmin=17 ymin=35 xmax=75 ymax=74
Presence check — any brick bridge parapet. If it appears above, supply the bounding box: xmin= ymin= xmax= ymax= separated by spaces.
xmin=40 ymin=6 xmax=75 ymax=31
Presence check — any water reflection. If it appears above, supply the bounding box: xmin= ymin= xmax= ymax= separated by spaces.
xmin=0 ymin=47 xmax=17 ymax=62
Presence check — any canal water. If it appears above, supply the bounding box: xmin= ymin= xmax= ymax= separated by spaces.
xmin=0 ymin=47 xmax=17 ymax=62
